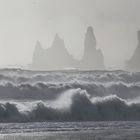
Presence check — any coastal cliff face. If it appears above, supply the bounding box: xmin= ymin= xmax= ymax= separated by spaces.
xmin=125 ymin=31 xmax=140 ymax=71
xmin=31 ymin=26 xmax=104 ymax=70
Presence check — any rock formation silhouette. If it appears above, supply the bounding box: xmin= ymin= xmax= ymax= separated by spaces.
xmin=80 ymin=26 xmax=104 ymax=70
xmin=125 ymin=31 xmax=140 ymax=71
xmin=31 ymin=34 xmax=78 ymax=70
xmin=31 ymin=26 xmax=104 ymax=70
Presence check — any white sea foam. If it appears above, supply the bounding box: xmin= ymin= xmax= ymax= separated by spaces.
xmin=0 ymin=69 xmax=139 ymax=122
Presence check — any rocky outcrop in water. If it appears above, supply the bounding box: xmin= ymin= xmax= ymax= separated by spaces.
xmin=125 ymin=31 xmax=140 ymax=71
xmin=80 ymin=26 xmax=104 ymax=70
xmin=31 ymin=26 xmax=104 ymax=70
xmin=31 ymin=34 xmax=78 ymax=70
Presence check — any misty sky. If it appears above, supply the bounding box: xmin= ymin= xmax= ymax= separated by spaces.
xmin=0 ymin=0 xmax=140 ymax=68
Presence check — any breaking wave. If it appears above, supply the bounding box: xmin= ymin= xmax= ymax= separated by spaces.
xmin=0 ymin=88 xmax=140 ymax=122
xmin=0 ymin=69 xmax=140 ymax=122
xmin=0 ymin=81 xmax=140 ymax=100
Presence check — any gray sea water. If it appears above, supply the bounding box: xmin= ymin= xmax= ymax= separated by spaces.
xmin=0 ymin=121 xmax=140 ymax=140
xmin=0 ymin=69 xmax=140 ymax=139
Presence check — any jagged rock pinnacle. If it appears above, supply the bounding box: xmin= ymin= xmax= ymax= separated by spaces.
xmin=31 ymin=26 xmax=105 ymax=70
xmin=84 ymin=26 xmax=96 ymax=50
xmin=81 ymin=26 xmax=104 ymax=70
xmin=125 ymin=30 xmax=140 ymax=71
xmin=35 ymin=41 xmax=42 ymax=50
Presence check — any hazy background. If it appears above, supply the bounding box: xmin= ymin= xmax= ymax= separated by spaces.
xmin=0 ymin=0 xmax=140 ymax=69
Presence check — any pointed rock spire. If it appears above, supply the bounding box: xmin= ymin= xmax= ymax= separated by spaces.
xmin=54 ymin=33 xmax=60 ymax=40
xmin=31 ymin=34 xmax=78 ymax=70
xmin=31 ymin=26 xmax=105 ymax=70
xmin=125 ymin=30 xmax=140 ymax=71
xmin=51 ymin=33 xmax=65 ymax=51
xmin=84 ymin=26 xmax=96 ymax=50
xmin=81 ymin=26 xmax=104 ymax=70
xmin=35 ymin=41 xmax=43 ymax=51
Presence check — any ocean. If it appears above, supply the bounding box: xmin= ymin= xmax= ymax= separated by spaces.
xmin=0 ymin=69 xmax=140 ymax=139
xmin=0 ymin=121 xmax=140 ymax=139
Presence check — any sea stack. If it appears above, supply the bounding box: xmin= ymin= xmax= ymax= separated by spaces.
xmin=31 ymin=34 xmax=78 ymax=70
xmin=80 ymin=26 xmax=104 ymax=70
xmin=31 ymin=26 xmax=105 ymax=70
xmin=125 ymin=31 xmax=140 ymax=71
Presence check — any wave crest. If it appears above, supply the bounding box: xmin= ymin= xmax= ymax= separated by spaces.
xmin=0 ymin=89 xmax=139 ymax=122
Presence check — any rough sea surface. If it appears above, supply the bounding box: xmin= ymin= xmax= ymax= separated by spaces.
xmin=0 ymin=69 xmax=139 ymax=139
xmin=0 ymin=122 xmax=140 ymax=140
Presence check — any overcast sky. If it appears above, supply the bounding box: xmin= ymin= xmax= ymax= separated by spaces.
xmin=0 ymin=0 xmax=140 ymax=68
